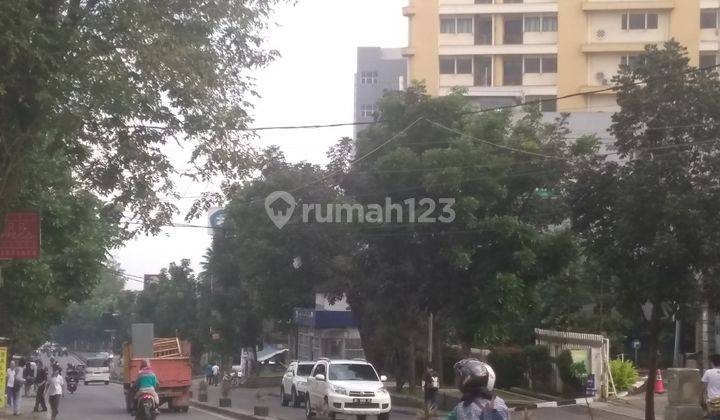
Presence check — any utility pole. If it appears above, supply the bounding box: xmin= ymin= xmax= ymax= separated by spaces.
xmin=673 ymin=319 xmax=681 ymax=367
xmin=427 ymin=312 xmax=434 ymax=367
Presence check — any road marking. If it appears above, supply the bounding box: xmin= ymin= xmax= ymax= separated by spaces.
xmin=191 ymin=405 xmax=240 ymax=420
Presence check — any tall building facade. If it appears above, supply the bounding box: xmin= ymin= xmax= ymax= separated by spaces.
xmin=403 ymin=0 xmax=716 ymax=112
xmin=354 ymin=47 xmax=407 ymax=137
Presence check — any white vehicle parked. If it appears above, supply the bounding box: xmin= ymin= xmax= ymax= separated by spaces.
xmin=281 ymin=361 xmax=315 ymax=407
xmin=305 ymin=358 xmax=390 ymax=420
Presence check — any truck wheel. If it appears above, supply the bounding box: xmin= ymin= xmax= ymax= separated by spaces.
xmin=378 ymin=413 xmax=390 ymax=420
xmin=291 ymin=388 xmax=299 ymax=407
xmin=180 ymin=406 xmax=189 ymax=413
xmin=305 ymin=398 xmax=314 ymax=419
xmin=105 ymin=381 xmax=110 ymax=385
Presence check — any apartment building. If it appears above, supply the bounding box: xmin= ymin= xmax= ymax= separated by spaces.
xmin=403 ymin=0 xmax=718 ymax=112
xmin=354 ymin=47 xmax=407 ymax=137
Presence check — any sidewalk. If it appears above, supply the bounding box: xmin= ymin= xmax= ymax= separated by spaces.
xmin=1 ymin=395 xmax=49 ymax=419
xmin=589 ymin=392 xmax=669 ymax=420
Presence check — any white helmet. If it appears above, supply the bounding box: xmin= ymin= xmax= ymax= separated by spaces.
xmin=453 ymin=359 xmax=496 ymax=392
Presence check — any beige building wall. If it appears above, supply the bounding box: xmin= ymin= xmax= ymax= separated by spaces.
xmin=557 ymin=0 xmax=587 ymax=111
xmin=404 ymin=0 xmax=440 ymax=95
xmin=672 ymin=0 xmax=701 ymax=66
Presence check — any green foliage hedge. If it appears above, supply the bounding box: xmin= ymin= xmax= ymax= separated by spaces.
xmin=609 ymin=359 xmax=639 ymax=392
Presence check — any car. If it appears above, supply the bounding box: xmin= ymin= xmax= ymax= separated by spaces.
xmin=281 ymin=361 xmax=315 ymax=407
xmin=305 ymin=358 xmax=390 ymax=420
xmin=84 ymin=357 xmax=111 ymax=385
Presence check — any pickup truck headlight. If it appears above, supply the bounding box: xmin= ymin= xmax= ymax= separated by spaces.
xmin=376 ymin=387 xmax=389 ymax=395
xmin=331 ymin=384 xmax=347 ymax=395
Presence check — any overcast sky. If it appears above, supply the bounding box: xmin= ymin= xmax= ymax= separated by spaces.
xmin=112 ymin=0 xmax=408 ymax=289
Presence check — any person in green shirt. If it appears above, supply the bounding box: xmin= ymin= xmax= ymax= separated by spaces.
xmin=135 ymin=359 xmax=160 ymax=412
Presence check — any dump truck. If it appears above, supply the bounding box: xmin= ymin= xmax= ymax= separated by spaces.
xmin=123 ymin=337 xmax=192 ymax=413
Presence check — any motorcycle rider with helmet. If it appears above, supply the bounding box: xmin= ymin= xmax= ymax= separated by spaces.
xmin=447 ymin=359 xmax=510 ymax=420
xmin=134 ymin=359 xmax=160 ymax=414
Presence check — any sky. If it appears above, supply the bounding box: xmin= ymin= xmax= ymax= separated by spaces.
xmin=112 ymin=0 xmax=408 ymax=289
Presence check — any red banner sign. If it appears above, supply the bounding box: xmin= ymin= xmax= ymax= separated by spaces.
xmin=0 ymin=212 xmax=40 ymax=260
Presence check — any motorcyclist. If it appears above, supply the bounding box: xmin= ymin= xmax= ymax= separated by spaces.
xmin=447 ymin=359 xmax=509 ymax=420
xmin=134 ymin=359 xmax=160 ymax=414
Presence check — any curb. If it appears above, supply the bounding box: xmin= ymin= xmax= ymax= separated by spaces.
xmin=189 ymin=400 xmax=279 ymax=420
xmin=509 ymin=397 xmax=595 ymax=412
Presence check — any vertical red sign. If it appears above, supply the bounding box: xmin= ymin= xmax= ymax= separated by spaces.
xmin=0 ymin=212 xmax=41 ymax=260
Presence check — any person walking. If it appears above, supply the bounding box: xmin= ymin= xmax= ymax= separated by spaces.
xmin=34 ymin=365 xmax=48 ymax=413
xmin=205 ymin=363 xmax=213 ymax=386
xmin=702 ymin=354 xmax=720 ymax=419
xmin=12 ymin=360 xmax=26 ymax=415
xmin=47 ymin=367 xmax=65 ymax=420
xmin=423 ymin=366 xmax=440 ymax=411
xmin=212 ymin=363 xmax=220 ymax=387
xmin=23 ymin=361 xmax=34 ymax=397
xmin=6 ymin=360 xmax=15 ymax=414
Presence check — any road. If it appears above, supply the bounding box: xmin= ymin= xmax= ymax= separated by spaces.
xmin=18 ymin=354 xmax=637 ymax=420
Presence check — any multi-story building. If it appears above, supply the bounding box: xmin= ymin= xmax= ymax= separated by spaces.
xmin=403 ymin=0 xmax=717 ymax=112
xmin=354 ymin=47 xmax=407 ymax=137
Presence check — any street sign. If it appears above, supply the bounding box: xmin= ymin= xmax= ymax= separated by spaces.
xmin=0 ymin=211 xmax=40 ymax=260
xmin=632 ymin=339 xmax=641 ymax=350
xmin=0 ymin=347 xmax=7 ymax=408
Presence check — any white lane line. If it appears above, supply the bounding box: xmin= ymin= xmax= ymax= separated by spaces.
xmin=191 ymin=405 xmax=241 ymax=420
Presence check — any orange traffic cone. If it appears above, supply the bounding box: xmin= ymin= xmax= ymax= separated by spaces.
xmin=654 ymin=369 xmax=665 ymax=394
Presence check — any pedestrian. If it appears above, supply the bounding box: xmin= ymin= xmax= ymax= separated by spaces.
xmin=702 ymin=354 xmax=720 ymax=419
xmin=12 ymin=360 xmax=26 ymax=415
xmin=6 ymin=360 xmax=15 ymax=414
xmin=423 ymin=366 xmax=440 ymax=411
xmin=205 ymin=363 xmax=213 ymax=385
xmin=23 ymin=360 xmax=34 ymax=396
xmin=34 ymin=365 xmax=48 ymax=413
xmin=212 ymin=362 xmax=220 ymax=386
xmin=47 ymin=367 xmax=65 ymax=420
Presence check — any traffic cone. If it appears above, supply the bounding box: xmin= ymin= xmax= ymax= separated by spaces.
xmin=654 ymin=369 xmax=665 ymax=394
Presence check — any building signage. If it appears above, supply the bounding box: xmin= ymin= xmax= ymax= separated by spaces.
xmin=0 ymin=211 xmax=40 ymax=260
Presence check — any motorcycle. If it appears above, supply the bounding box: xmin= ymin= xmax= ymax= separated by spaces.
xmin=67 ymin=377 xmax=78 ymax=394
xmin=134 ymin=391 xmax=158 ymax=420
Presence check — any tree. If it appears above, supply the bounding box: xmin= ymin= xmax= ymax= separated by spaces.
xmin=0 ymin=0 xmax=285 ymax=233
xmin=569 ymin=41 xmax=720 ymax=420
xmin=0 ymin=139 xmax=119 ymax=353
xmin=335 ymin=85 xmax=587 ymax=389
xmin=205 ymin=148 xmax=353 ymax=364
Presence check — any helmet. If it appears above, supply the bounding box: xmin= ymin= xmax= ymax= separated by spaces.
xmin=453 ymin=359 xmax=496 ymax=393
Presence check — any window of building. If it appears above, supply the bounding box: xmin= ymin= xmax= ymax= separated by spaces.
xmin=524 ymin=16 xmax=541 ymax=32
xmin=441 ymin=16 xmax=473 ymax=34
xmin=360 ymin=104 xmax=377 ymax=118
xmin=524 ymin=56 xmax=557 ymax=74
xmin=524 ymin=57 xmax=541 ymax=73
xmin=503 ymin=56 xmax=523 ymax=86
xmin=504 ymin=0 xmax=523 ymax=3
xmin=440 ymin=56 xmax=473 ymax=75
xmin=475 ymin=0 xmax=493 ymax=3
xmin=440 ymin=57 xmax=456 ymax=74
xmin=457 ymin=17 xmax=473 ymax=33
xmin=542 ymin=16 xmax=558 ymax=32
xmin=474 ymin=56 xmax=493 ymax=87
xmin=701 ymin=9 xmax=719 ymax=29
xmin=542 ymin=56 xmax=557 ymax=73
xmin=440 ymin=17 xmax=456 ymax=34
xmin=524 ymin=15 xmax=557 ymax=33
xmin=620 ymin=55 xmax=644 ymax=69
xmin=622 ymin=12 xmax=658 ymax=30
xmin=504 ymin=18 xmax=523 ymax=44
xmin=456 ymin=57 xmax=473 ymax=74
xmin=475 ymin=17 xmax=493 ymax=45
xmin=700 ymin=54 xmax=718 ymax=69
xmin=360 ymin=71 xmax=378 ymax=85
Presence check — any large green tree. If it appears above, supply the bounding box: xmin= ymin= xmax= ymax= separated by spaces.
xmin=569 ymin=41 xmax=720 ymax=420
xmin=0 ymin=0 xmax=285 ymax=232
xmin=334 ymin=85 xmax=588 ymax=390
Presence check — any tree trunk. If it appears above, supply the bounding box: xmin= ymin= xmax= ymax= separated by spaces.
xmin=408 ymin=333 xmax=417 ymax=394
xmin=645 ymin=309 xmax=661 ymax=420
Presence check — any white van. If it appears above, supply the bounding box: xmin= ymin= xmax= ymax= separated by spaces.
xmin=84 ymin=357 xmax=111 ymax=385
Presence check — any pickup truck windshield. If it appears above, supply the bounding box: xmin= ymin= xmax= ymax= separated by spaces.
xmin=329 ymin=364 xmax=378 ymax=381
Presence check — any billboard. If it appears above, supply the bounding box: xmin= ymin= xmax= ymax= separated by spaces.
xmin=0 ymin=211 xmax=40 ymax=260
